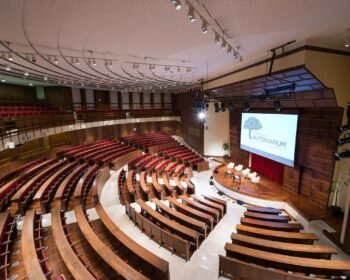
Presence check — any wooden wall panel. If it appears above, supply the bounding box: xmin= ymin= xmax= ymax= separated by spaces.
xmin=44 ymin=86 xmax=72 ymax=108
xmin=229 ymin=110 xmax=249 ymax=166
xmin=0 ymin=83 xmax=37 ymax=103
xmin=174 ymin=92 xmax=204 ymax=154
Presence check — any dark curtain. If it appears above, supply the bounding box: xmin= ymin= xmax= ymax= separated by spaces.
xmin=251 ymin=153 xmax=284 ymax=184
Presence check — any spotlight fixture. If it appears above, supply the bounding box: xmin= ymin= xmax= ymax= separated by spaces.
xmin=5 ymin=64 xmax=11 ymax=71
xmin=187 ymin=5 xmax=195 ymax=22
xmin=75 ymin=58 xmax=80 ymax=65
xmin=243 ymin=102 xmax=250 ymax=112
xmin=214 ymin=33 xmax=220 ymax=45
xmin=338 ymin=124 xmax=350 ymax=133
xmin=24 ymin=71 xmax=29 ymax=76
xmin=92 ymin=59 xmax=96 ymax=66
xmin=8 ymin=53 xmax=13 ymax=61
xmin=70 ymin=57 xmax=74 ymax=64
xmin=214 ymin=102 xmax=220 ymax=113
xmin=334 ymin=150 xmax=350 ymax=160
xmin=1 ymin=79 xmax=5 ymax=83
xmin=43 ymin=76 xmax=48 ymax=81
xmin=165 ymin=65 xmax=170 ymax=71
xmin=221 ymin=102 xmax=226 ymax=112
xmin=344 ymin=29 xmax=350 ymax=48
xmin=29 ymin=83 xmax=33 ymax=86
xmin=221 ymin=40 xmax=226 ymax=50
xmin=227 ymin=102 xmax=234 ymax=112
xmin=48 ymin=56 xmax=52 ymax=62
xmin=198 ymin=112 xmax=205 ymax=120
xmin=336 ymin=136 xmax=350 ymax=147
xmin=186 ymin=67 xmax=191 ymax=73
xmin=201 ymin=19 xmax=208 ymax=34
xmin=171 ymin=0 xmax=182 ymax=10
xmin=273 ymin=100 xmax=281 ymax=112
xmin=54 ymin=57 xmax=58 ymax=64
xmin=109 ymin=60 xmax=113 ymax=67
xmin=31 ymin=55 xmax=36 ymax=63
xmin=177 ymin=66 xmax=181 ymax=72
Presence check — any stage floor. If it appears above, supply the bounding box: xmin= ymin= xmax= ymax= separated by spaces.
xmin=213 ymin=165 xmax=343 ymax=233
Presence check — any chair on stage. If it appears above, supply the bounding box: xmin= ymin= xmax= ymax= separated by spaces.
xmin=242 ymin=168 xmax=250 ymax=178
xmin=251 ymin=175 xmax=260 ymax=185
xmin=248 ymin=171 xmax=257 ymax=179
xmin=235 ymin=164 xmax=243 ymax=171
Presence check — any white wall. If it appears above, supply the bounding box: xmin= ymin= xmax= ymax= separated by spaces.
xmin=203 ymin=102 xmax=230 ymax=156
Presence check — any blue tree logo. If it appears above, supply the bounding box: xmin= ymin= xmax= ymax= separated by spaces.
xmin=243 ymin=117 xmax=262 ymax=139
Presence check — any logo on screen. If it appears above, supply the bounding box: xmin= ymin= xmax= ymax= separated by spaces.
xmin=243 ymin=117 xmax=262 ymax=139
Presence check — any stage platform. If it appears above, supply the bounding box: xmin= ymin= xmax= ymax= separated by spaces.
xmin=212 ymin=164 xmax=343 ymax=233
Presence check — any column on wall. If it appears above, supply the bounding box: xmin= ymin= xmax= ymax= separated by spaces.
xmin=139 ymin=92 xmax=144 ymax=109
xmin=80 ymin=88 xmax=86 ymax=110
xmin=160 ymin=92 xmax=165 ymax=109
xmin=150 ymin=92 xmax=154 ymax=108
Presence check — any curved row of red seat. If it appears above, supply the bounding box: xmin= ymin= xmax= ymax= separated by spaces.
xmin=0 ymin=158 xmax=46 ymax=188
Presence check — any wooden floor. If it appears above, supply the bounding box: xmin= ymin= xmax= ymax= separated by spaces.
xmin=213 ymin=165 xmax=343 ymax=233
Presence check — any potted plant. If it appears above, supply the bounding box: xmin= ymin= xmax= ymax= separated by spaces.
xmin=223 ymin=142 xmax=230 ymax=162
xmin=329 ymin=179 xmax=350 ymax=217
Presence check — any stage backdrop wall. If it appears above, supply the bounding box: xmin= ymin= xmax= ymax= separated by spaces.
xmin=230 ymin=106 xmax=343 ymax=208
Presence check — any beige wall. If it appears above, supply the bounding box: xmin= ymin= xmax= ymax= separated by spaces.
xmin=203 ymin=102 xmax=230 ymax=156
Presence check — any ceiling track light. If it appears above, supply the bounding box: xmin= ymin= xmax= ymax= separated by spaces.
xmin=344 ymin=29 xmax=350 ymax=48
xmin=5 ymin=64 xmax=11 ymax=71
xmin=43 ymin=76 xmax=48 ymax=81
xmin=187 ymin=5 xmax=195 ymax=22
xmin=54 ymin=57 xmax=58 ymax=64
xmin=273 ymin=100 xmax=281 ymax=112
xmin=31 ymin=55 xmax=36 ymax=63
xmin=201 ymin=19 xmax=208 ymax=34
xmin=214 ymin=33 xmax=220 ymax=45
xmin=75 ymin=58 xmax=80 ymax=65
xmin=171 ymin=0 xmax=182 ymax=10
xmin=24 ymin=71 xmax=29 ymax=76
xmin=221 ymin=40 xmax=226 ymax=50
xmin=8 ymin=53 xmax=13 ymax=61
xmin=92 ymin=59 xmax=96 ymax=66
xmin=243 ymin=102 xmax=250 ymax=112
xmin=109 ymin=60 xmax=113 ymax=67
xmin=70 ymin=57 xmax=74 ymax=64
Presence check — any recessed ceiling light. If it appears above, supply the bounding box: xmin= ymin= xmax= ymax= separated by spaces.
xmin=44 ymin=76 xmax=48 ymax=81
xmin=24 ymin=71 xmax=29 ymax=76
xmin=29 ymin=83 xmax=33 ymax=86
xmin=1 ymin=79 xmax=6 ymax=83
xmin=5 ymin=65 xmax=11 ymax=71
